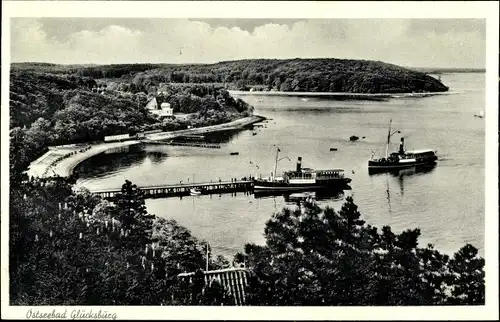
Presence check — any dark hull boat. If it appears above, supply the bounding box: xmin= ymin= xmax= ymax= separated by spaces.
xmin=253 ymin=177 xmax=352 ymax=191
xmin=253 ymin=149 xmax=351 ymax=192
xmin=368 ymin=119 xmax=438 ymax=172
xmin=368 ymin=155 xmax=438 ymax=170
xmin=368 ymin=163 xmax=437 ymax=175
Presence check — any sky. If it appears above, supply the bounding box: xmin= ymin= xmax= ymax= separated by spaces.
xmin=10 ymin=18 xmax=486 ymax=68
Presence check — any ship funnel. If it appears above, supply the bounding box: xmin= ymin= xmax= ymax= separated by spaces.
xmin=399 ymin=138 xmax=405 ymax=154
xmin=296 ymin=157 xmax=302 ymax=172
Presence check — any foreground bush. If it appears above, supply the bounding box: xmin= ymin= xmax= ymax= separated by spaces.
xmin=237 ymin=197 xmax=484 ymax=305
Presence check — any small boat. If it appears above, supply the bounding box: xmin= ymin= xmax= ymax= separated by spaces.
xmin=330 ymin=148 xmax=338 ymax=151
xmin=288 ymin=191 xmax=316 ymax=201
xmin=253 ymin=148 xmax=351 ymax=192
xmin=474 ymin=110 xmax=484 ymax=118
xmin=190 ymin=188 xmax=202 ymax=196
xmin=230 ymin=152 xmax=239 ymax=156
xmin=350 ymin=135 xmax=359 ymax=141
xmin=368 ymin=119 xmax=438 ymax=172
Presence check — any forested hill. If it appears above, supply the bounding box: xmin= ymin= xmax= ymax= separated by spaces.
xmin=201 ymin=59 xmax=450 ymax=93
xmin=12 ymin=58 xmax=449 ymax=93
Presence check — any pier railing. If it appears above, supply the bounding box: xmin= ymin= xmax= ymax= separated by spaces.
xmin=91 ymin=180 xmax=254 ymax=199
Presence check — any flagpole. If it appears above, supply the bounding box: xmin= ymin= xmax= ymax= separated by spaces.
xmin=273 ymin=147 xmax=280 ymax=181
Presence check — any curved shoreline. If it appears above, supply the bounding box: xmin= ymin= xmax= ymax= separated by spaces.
xmin=228 ymin=90 xmax=453 ymax=99
xmin=27 ymin=115 xmax=265 ymax=179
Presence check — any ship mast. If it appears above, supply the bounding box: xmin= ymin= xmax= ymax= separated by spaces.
xmin=385 ymin=119 xmax=401 ymax=159
xmin=273 ymin=147 xmax=280 ymax=181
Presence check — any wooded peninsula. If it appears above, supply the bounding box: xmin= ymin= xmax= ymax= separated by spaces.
xmin=13 ymin=58 xmax=449 ymax=94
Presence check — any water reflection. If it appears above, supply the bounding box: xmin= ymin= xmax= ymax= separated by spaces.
xmin=75 ymin=148 xmax=150 ymax=178
xmin=78 ymin=129 xmax=249 ymax=175
xmin=369 ymin=164 xmax=437 ymax=211
xmin=253 ymin=188 xmax=347 ymax=204
xmin=386 ymin=174 xmax=392 ymax=215
xmin=190 ymin=129 xmax=247 ymax=144
xmin=147 ymin=151 xmax=168 ymax=164
xmin=368 ymin=163 xmax=437 ymax=177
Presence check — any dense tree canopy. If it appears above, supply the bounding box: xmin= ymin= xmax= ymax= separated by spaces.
xmin=9 ymin=178 xmax=233 ymax=305
xmin=237 ymin=197 xmax=484 ymax=305
xmin=9 ymin=175 xmax=485 ymax=306
xmin=9 ymin=69 xmax=253 ymax=179
xmin=13 ymin=58 xmax=449 ymax=93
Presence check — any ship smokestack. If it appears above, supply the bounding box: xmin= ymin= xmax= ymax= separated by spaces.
xmin=399 ymin=138 xmax=405 ymax=154
xmin=296 ymin=157 xmax=302 ymax=172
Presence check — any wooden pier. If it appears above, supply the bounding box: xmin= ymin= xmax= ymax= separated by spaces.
xmin=91 ymin=180 xmax=253 ymax=199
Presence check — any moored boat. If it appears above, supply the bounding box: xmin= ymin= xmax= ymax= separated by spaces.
xmin=253 ymin=148 xmax=351 ymax=191
xmin=368 ymin=119 xmax=438 ymax=172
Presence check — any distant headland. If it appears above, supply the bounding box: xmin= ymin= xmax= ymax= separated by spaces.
xmin=406 ymin=67 xmax=486 ymax=74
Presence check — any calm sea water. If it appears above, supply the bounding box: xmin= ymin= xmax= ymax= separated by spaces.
xmin=75 ymin=73 xmax=485 ymax=258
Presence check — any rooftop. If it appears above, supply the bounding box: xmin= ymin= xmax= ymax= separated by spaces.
xmin=178 ymin=268 xmax=250 ymax=306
